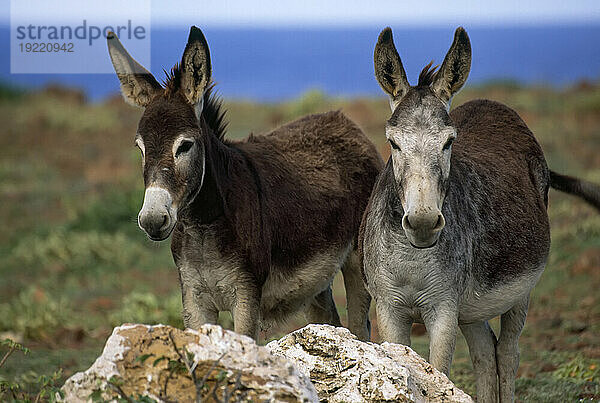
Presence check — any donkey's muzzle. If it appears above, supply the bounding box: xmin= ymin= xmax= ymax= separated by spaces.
xmin=139 ymin=211 xmax=171 ymax=239
xmin=138 ymin=187 xmax=177 ymax=241
xmin=402 ymin=210 xmax=445 ymax=248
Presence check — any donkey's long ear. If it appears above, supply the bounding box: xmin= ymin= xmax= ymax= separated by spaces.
xmin=374 ymin=27 xmax=410 ymax=111
xmin=107 ymin=32 xmax=161 ymax=107
xmin=431 ymin=27 xmax=471 ymax=105
xmin=179 ymin=26 xmax=212 ymax=114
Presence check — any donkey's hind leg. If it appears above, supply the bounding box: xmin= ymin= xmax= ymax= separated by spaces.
xmin=497 ymin=296 xmax=529 ymax=403
xmin=460 ymin=321 xmax=498 ymax=403
xmin=304 ymin=285 xmax=342 ymax=327
xmin=341 ymin=249 xmax=372 ymax=341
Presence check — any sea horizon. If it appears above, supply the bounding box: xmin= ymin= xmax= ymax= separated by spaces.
xmin=1 ymin=23 xmax=599 ymax=102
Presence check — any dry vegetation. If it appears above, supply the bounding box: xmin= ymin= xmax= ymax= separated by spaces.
xmin=0 ymin=81 xmax=599 ymax=401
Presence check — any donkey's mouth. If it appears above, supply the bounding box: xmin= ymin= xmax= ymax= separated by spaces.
xmin=148 ymin=234 xmax=170 ymax=242
xmin=409 ymin=240 xmax=438 ymax=249
xmin=405 ymin=230 xmax=440 ymax=249
xmin=146 ymin=223 xmax=176 ymax=242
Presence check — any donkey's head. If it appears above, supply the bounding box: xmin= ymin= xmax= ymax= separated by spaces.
xmin=374 ymin=27 xmax=471 ymax=248
xmin=108 ymin=26 xmax=215 ymax=241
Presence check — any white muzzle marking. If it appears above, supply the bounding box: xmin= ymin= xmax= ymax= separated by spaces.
xmin=138 ymin=186 xmax=177 ymax=240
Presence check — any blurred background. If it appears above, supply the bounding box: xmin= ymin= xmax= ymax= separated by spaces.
xmin=0 ymin=1 xmax=599 ymax=401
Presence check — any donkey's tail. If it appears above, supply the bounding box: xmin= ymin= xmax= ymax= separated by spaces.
xmin=549 ymin=170 xmax=600 ymax=211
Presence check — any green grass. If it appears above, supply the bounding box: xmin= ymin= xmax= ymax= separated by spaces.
xmin=1 ymin=83 xmax=599 ymax=401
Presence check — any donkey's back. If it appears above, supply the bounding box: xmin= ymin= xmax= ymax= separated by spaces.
xmin=451 ymin=98 xmax=550 ymax=204
xmin=237 ymin=110 xmax=382 ymax=259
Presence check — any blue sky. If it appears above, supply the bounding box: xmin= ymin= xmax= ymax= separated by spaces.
xmin=2 ymin=0 xmax=600 ymax=27
xmin=148 ymin=0 xmax=600 ymax=27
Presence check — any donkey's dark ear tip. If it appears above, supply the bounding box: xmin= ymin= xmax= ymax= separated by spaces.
xmin=455 ymin=27 xmax=470 ymax=40
xmin=107 ymin=31 xmax=116 ymax=40
xmin=378 ymin=27 xmax=393 ymax=43
xmin=188 ymin=26 xmax=206 ymax=42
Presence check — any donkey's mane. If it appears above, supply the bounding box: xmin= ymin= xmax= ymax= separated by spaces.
xmin=417 ymin=61 xmax=439 ymax=87
xmin=163 ymin=64 xmax=228 ymax=141
xmin=163 ymin=64 xmax=182 ymax=93
xmin=201 ymin=84 xmax=228 ymax=141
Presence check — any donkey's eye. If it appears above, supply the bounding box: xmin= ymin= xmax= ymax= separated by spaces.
xmin=388 ymin=139 xmax=401 ymax=151
xmin=443 ymin=137 xmax=455 ymax=151
xmin=176 ymin=140 xmax=194 ymax=157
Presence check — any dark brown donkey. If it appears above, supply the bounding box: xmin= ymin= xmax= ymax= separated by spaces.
xmin=107 ymin=26 xmax=382 ymax=341
xmin=361 ymin=27 xmax=600 ymax=402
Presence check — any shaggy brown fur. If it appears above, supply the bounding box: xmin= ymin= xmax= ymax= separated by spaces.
xmin=167 ymin=106 xmax=384 ymax=285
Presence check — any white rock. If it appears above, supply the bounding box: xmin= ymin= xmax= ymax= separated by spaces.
xmin=61 ymin=324 xmax=318 ymax=403
xmin=267 ymin=324 xmax=473 ymax=403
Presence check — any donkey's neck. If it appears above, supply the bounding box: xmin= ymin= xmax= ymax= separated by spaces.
xmin=183 ymin=127 xmax=259 ymax=227
xmin=186 ymin=159 xmax=223 ymax=225
xmin=181 ymin=131 xmax=227 ymax=224
xmin=178 ymin=122 xmax=271 ymax=283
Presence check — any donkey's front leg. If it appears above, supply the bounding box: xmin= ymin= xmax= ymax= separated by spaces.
xmin=375 ymin=301 xmax=412 ymax=346
xmin=424 ymin=303 xmax=459 ymax=375
xmin=232 ymin=285 xmax=261 ymax=340
xmin=181 ymin=286 xmax=218 ymax=330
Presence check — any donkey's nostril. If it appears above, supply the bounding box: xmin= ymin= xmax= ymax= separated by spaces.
xmin=433 ymin=213 xmax=446 ymax=232
xmin=138 ymin=211 xmax=170 ymax=237
xmin=160 ymin=213 xmax=169 ymax=229
xmin=402 ymin=214 xmax=415 ymax=231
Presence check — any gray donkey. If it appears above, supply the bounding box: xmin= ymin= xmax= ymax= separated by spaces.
xmin=107 ymin=27 xmax=382 ymax=341
xmin=360 ymin=27 xmax=600 ymax=402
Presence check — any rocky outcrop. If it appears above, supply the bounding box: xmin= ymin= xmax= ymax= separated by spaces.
xmin=60 ymin=324 xmax=318 ymax=402
xmin=267 ymin=324 xmax=473 ymax=403
xmin=61 ymin=324 xmax=472 ymax=402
